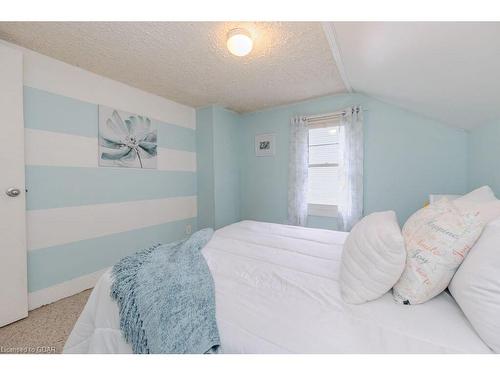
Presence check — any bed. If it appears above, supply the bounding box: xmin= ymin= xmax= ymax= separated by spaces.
xmin=63 ymin=220 xmax=491 ymax=354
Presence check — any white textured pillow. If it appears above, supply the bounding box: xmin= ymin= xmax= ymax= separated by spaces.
xmin=449 ymin=218 xmax=500 ymax=353
xmin=454 ymin=200 xmax=500 ymax=226
xmin=454 ymin=186 xmax=500 ymax=225
xmin=340 ymin=211 xmax=406 ymax=304
xmin=455 ymin=185 xmax=496 ymax=204
xmin=393 ymin=198 xmax=484 ymax=305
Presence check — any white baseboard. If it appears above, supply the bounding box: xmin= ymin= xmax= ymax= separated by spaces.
xmin=28 ymin=268 xmax=108 ymax=310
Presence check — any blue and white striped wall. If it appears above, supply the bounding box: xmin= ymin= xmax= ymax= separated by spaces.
xmin=24 ymin=87 xmax=197 ymax=309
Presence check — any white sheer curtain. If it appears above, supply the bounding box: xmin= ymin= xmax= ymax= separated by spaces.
xmin=287 ymin=116 xmax=309 ymax=226
xmin=338 ymin=106 xmax=364 ymax=231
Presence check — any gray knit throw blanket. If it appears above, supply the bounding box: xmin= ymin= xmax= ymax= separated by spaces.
xmin=110 ymin=228 xmax=220 ymax=354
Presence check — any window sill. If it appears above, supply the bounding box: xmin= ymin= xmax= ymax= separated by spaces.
xmin=308 ymin=204 xmax=338 ymax=218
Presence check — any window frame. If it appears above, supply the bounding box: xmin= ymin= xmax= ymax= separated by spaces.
xmin=307 ymin=121 xmax=341 ymax=218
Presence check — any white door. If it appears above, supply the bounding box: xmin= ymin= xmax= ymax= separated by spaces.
xmin=0 ymin=43 xmax=28 ymax=326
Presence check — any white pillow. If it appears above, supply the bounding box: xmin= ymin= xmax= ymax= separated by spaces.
xmin=454 ymin=199 xmax=500 ymax=226
xmin=454 ymin=186 xmax=500 ymax=225
xmin=393 ymin=198 xmax=484 ymax=305
xmin=455 ymin=185 xmax=496 ymax=204
xmin=340 ymin=211 xmax=406 ymax=304
xmin=449 ymin=218 xmax=500 ymax=353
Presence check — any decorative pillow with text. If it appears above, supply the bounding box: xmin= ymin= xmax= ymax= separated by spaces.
xmin=393 ymin=198 xmax=483 ymax=305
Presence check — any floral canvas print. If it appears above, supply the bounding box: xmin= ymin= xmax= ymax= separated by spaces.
xmin=98 ymin=106 xmax=157 ymax=169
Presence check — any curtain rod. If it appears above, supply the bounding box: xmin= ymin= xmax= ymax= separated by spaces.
xmin=304 ymin=112 xmax=344 ymax=122
xmin=303 ymin=106 xmax=364 ymax=123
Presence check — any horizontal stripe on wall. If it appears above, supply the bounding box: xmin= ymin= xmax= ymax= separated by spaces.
xmin=24 ymin=86 xmax=196 ymax=151
xmin=158 ymin=148 xmax=197 ymax=171
xmin=25 ymin=165 xmax=196 ymax=210
xmin=28 ymin=217 xmax=196 ymax=292
xmin=27 ymin=196 xmax=197 ymax=250
xmin=24 ymin=86 xmax=98 ymax=138
xmin=156 ymin=120 xmax=196 ymax=152
xmin=25 ymin=128 xmax=196 ymax=171
xmin=25 ymin=129 xmax=98 ymax=168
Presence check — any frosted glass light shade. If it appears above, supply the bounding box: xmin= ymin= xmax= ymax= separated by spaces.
xmin=227 ymin=28 xmax=253 ymax=57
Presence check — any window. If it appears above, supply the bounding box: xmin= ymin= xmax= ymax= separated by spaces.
xmin=307 ymin=122 xmax=340 ymax=216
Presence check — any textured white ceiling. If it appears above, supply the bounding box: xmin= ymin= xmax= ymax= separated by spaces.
xmin=332 ymin=22 xmax=500 ymax=129
xmin=0 ymin=22 xmax=346 ymax=113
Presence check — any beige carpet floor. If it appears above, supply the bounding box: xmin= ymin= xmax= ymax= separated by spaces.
xmin=0 ymin=289 xmax=92 ymax=354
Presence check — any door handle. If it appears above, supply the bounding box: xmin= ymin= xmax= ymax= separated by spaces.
xmin=6 ymin=187 xmax=21 ymax=197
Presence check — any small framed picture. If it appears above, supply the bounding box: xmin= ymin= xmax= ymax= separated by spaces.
xmin=255 ymin=133 xmax=276 ymax=157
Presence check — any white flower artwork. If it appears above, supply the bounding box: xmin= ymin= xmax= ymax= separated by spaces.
xmin=98 ymin=106 xmax=158 ymax=169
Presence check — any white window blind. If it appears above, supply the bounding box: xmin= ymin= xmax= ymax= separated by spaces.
xmin=308 ymin=123 xmax=340 ymax=206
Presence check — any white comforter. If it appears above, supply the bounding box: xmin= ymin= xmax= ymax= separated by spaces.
xmin=64 ymin=220 xmax=491 ymax=354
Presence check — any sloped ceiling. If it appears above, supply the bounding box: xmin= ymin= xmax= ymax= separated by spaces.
xmin=331 ymin=22 xmax=500 ymax=129
xmin=0 ymin=22 xmax=346 ymax=113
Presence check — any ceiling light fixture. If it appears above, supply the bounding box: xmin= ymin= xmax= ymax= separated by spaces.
xmin=227 ymin=28 xmax=253 ymax=57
